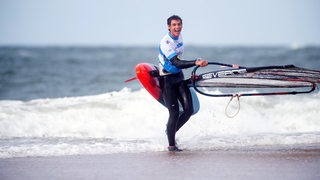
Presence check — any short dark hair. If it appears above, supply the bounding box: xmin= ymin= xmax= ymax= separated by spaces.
xmin=167 ymin=15 xmax=182 ymax=25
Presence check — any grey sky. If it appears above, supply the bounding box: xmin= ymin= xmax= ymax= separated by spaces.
xmin=1 ymin=0 xmax=319 ymax=46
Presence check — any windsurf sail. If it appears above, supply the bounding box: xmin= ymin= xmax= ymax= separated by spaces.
xmin=190 ymin=62 xmax=320 ymax=97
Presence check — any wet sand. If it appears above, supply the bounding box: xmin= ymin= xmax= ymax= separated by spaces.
xmin=1 ymin=148 xmax=320 ymax=180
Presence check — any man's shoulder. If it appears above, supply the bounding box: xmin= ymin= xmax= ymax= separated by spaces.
xmin=160 ymin=33 xmax=172 ymax=43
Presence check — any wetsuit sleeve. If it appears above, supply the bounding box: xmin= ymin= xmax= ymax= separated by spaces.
xmin=170 ymin=55 xmax=196 ymax=69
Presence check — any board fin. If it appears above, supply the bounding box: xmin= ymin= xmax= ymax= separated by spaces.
xmin=124 ymin=77 xmax=138 ymax=83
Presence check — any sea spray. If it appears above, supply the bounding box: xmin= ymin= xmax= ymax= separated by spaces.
xmin=1 ymin=88 xmax=319 ymax=158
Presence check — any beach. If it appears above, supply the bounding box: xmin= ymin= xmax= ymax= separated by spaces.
xmin=1 ymin=147 xmax=320 ymax=180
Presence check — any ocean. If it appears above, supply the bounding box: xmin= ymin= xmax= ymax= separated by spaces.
xmin=0 ymin=45 xmax=320 ymax=159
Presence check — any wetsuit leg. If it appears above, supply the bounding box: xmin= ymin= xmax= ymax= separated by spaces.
xmin=176 ymin=81 xmax=194 ymax=132
xmin=161 ymin=74 xmax=182 ymax=147
xmin=161 ymin=73 xmax=194 ymax=147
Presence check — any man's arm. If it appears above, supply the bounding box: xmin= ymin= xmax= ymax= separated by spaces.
xmin=170 ymin=55 xmax=208 ymax=68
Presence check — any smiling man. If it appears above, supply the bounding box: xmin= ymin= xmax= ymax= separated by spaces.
xmin=158 ymin=15 xmax=208 ymax=152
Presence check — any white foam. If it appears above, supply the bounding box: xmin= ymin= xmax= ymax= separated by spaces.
xmin=1 ymin=88 xmax=320 ymax=158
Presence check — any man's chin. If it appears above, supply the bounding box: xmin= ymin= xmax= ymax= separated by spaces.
xmin=173 ymin=32 xmax=181 ymax=37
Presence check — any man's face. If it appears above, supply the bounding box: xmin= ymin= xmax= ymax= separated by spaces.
xmin=168 ymin=19 xmax=182 ymax=38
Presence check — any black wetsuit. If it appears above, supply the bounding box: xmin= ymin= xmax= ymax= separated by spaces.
xmin=160 ymin=56 xmax=196 ymax=146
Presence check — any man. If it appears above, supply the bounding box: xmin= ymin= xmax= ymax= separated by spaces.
xmin=158 ymin=15 xmax=208 ymax=152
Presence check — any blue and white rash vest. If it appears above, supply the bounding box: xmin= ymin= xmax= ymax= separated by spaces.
xmin=158 ymin=32 xmax=184 ymax=75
